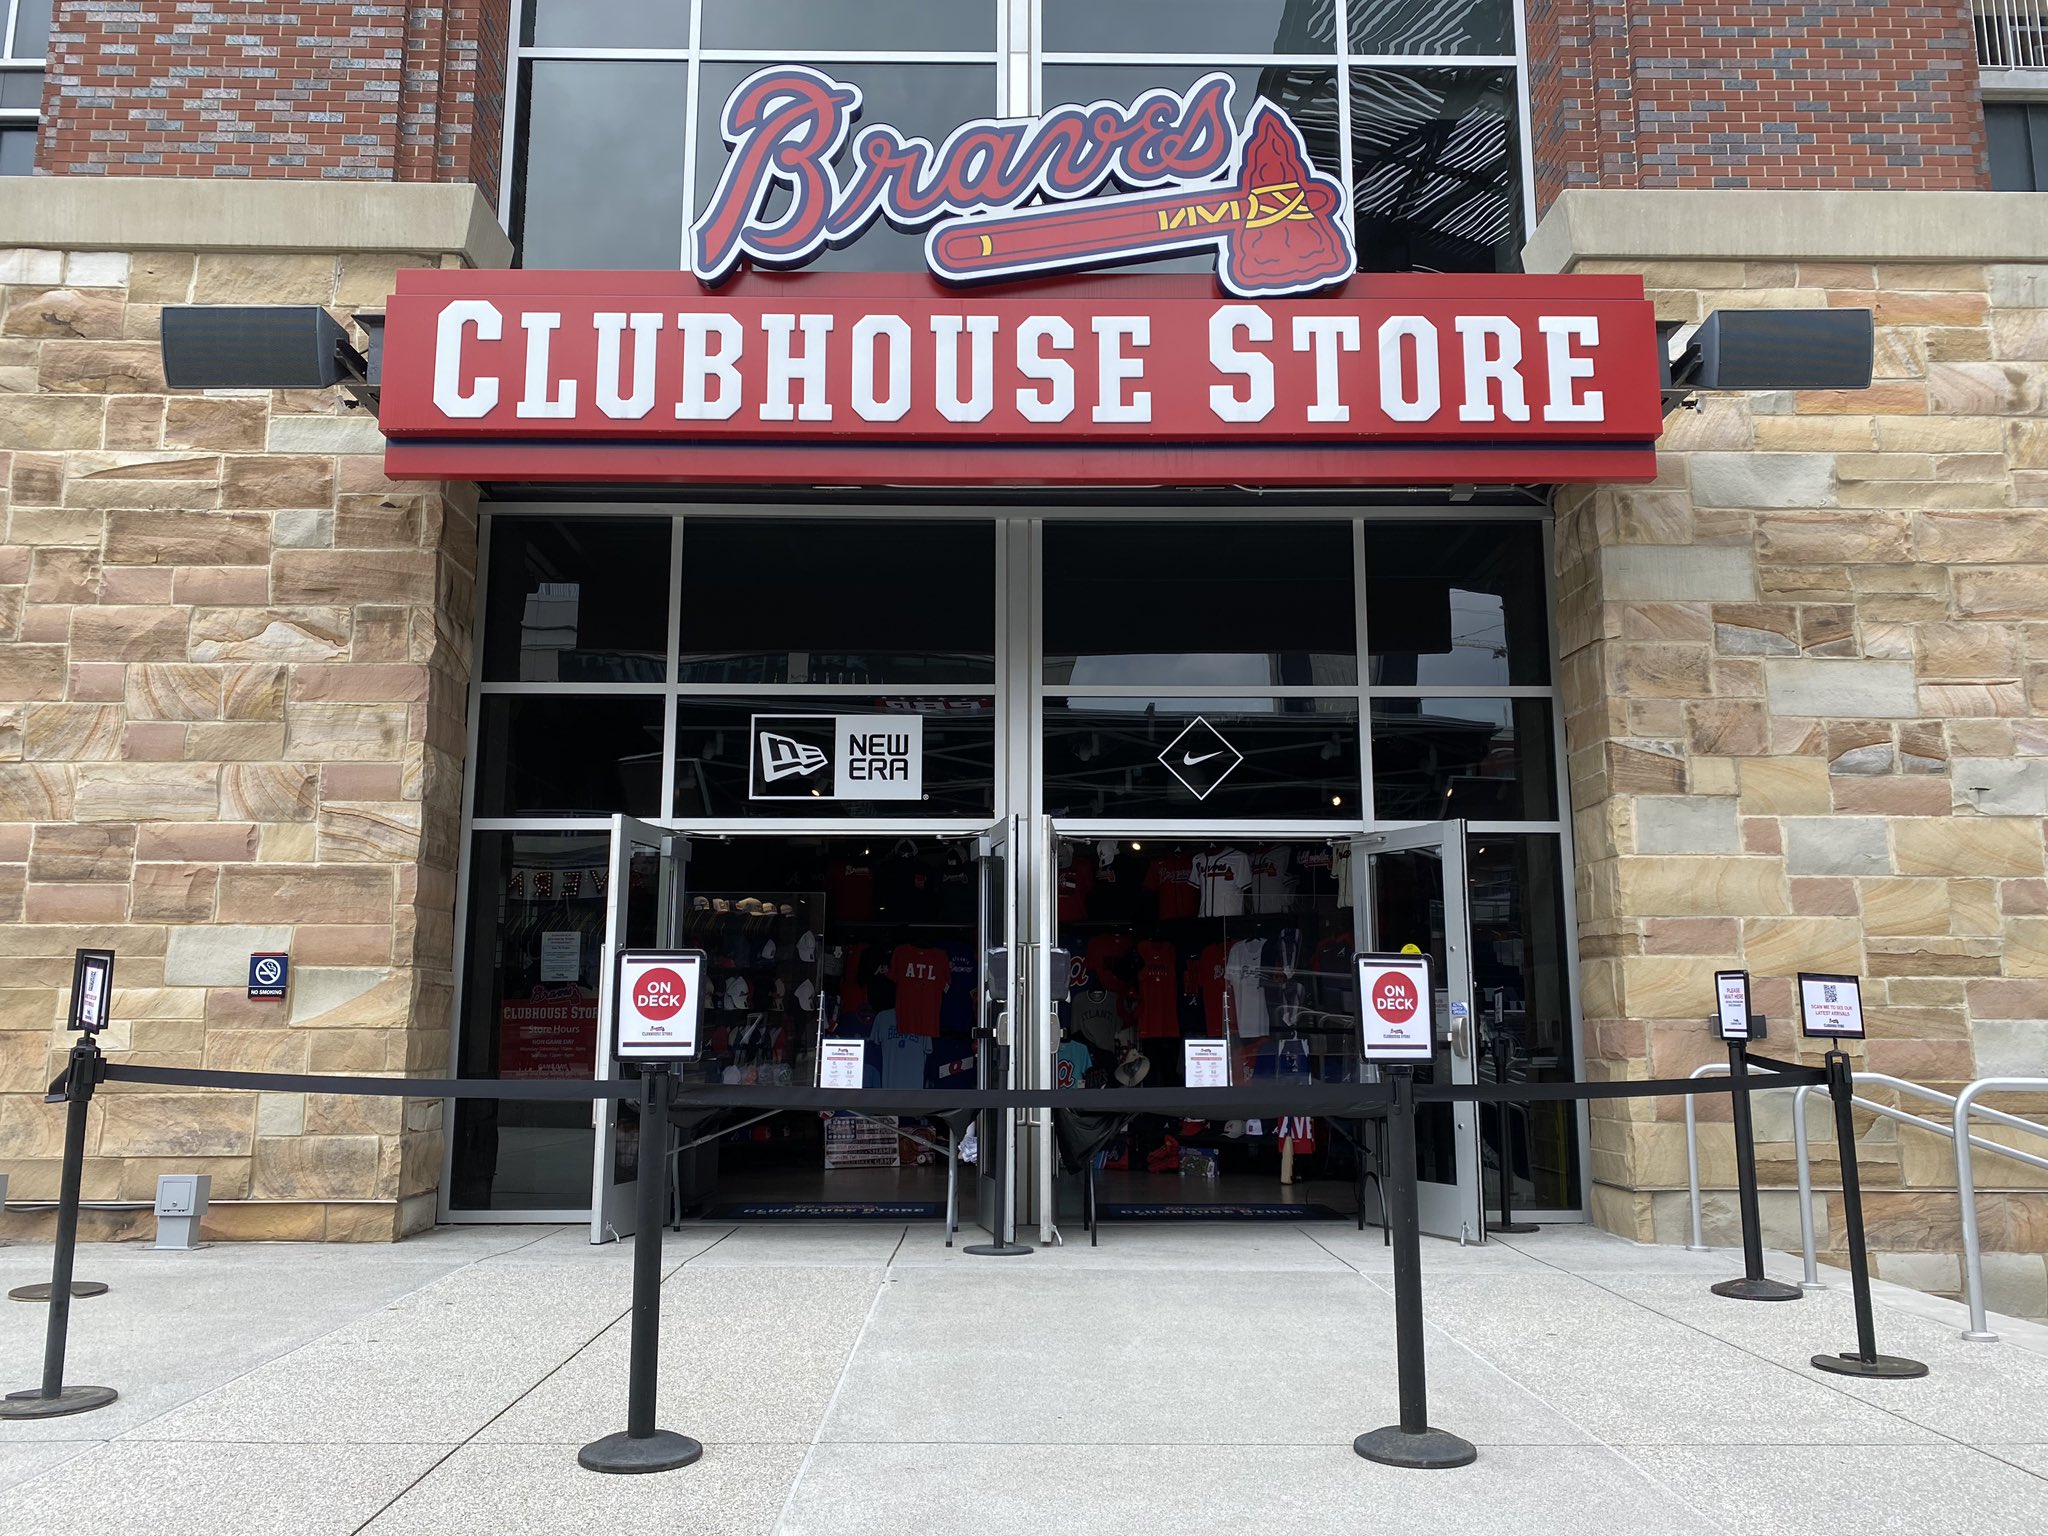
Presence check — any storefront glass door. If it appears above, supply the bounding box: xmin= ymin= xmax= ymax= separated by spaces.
xmin=976 ymin=816 xmax=1020 ymax=1241
xmin=1355 ymin=822 xmax=1483 ymax=1241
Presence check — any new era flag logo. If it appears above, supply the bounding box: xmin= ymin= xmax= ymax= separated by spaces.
xmin=759 ymin=732 xmax=828 ymax=783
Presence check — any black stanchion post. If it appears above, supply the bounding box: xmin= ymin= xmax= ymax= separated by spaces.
xmin=1711 ymin=1034 xmax=1803 ymax=1302
xmin=1811 ymin=1049 xmax=1926 ymax=1379
xmin=579 ymin=1066 xmax=703 ymax=1473
xmin=3 ymin=1039 xmax=118 ymax=1420
xmin=1487 ymin=1028 xmax=1535 ymax=1235
xmin=1355 ymin=1067 xmax=1475 ymax=1469
xmin=965 ymin=1023 xmax=1031 ymax=1257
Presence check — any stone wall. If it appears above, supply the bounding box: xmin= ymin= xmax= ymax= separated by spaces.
xmin=0 ymin=182 xmax=503 ymax=1241
xmin=1531 ymin=191 xmax=2048 ymax=1317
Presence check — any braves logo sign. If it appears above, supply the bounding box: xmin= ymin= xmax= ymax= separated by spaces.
xmin=691 ymin=67 xmax=1356 ymax=300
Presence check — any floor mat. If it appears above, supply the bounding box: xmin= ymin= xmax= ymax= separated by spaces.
xmin=701 ymin=1201 xmax=946 ymax=1219
xmin=1092 ymin=1203 xmax=1345 ymax=1221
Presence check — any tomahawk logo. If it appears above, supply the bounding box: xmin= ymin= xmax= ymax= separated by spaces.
xmin=759 ymin=732 xmax=828 ymax=783
xmin=693 ymin=67 xmax=1356 ymax=300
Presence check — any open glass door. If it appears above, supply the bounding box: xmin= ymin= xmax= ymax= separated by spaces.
xmin=590 ymin=814 xmax=683 ymax=1243
xmin=1354 ymin=822 xmax=1482 ymax=1242
xmin=974 ymin=815 xmax=1020 ymax=1239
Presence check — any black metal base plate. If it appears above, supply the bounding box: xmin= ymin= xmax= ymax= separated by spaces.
xmin=1 ymin=1385 xmax=118 ymax=1420
xmin=1811 ymin=1351 xmax=1928 ymax=1379
xmin=962 ymin=1242 xmax=1034 ymax=1256
xmin=1354 ymin=1425 xmax=1478 ymax=1469
xmin=1711 ymin=1275 xmax=1804 ymax=1302
xmin=1488 ymin=1221 xmax=1539 ymax=1235
xmin=8 ymin=1282 xmax=108 ymax=1302
xmin=577 ymin=1429 xmax=704 ymax=1474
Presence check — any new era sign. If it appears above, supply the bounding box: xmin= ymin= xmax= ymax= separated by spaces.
xmin=750 ymin=714 xmax=923 ymax=800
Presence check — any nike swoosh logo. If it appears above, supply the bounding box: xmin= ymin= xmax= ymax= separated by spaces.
xmin=1184 ymin=750 xmax=1225 ymax=766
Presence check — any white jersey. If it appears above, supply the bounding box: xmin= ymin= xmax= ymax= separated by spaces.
xmin=1193 ymin=848 xmax=1253 ymax=917
xmin=1248 ymin=845 xmax=1298 ymax=914
xmin=1226 ymin=936 xmax=1270 ymax=1039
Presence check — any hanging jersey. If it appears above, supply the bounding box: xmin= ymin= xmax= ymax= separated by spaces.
xmin=940 ymin=943 xmax=977 ymax=1035
xmin=1275 ymin=1116 xmax=1317 ymax=1153
xmin=1313 ymin=932 xmax=1355 ymax=1015
xmin=1071 ymin=987 xmax=1124 ymax=1053
xmin=1135 ymin=939 xmax=1179 ymax=1040
xmin=829 ymin=860 xmax=876 ymax=921
xmin=1055 ymin=1039 xmax=1092 ymax=1090
xmin=1226 ymin=936 xmax=1270 ymax=1038
xmin=1193 ymin=848 xmax=1253 ymax=917
xmin=1249 ymin=845 xmax=1299 ymax=914
xmin=1084 ymin=930 xmax=1134 ymax=992
xmin=1057 ymin=851 xmax=1095 ymax=923
xmin=1189 ymin=941 xmax=1232 ymax=1037
xmin=890 ymin=943 xmax=949 ymax=1037
xmin=1144 ymin=853 xmax=1200 ymax=920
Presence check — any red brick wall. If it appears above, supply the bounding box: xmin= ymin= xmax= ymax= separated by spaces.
xmin=36 ymin=1 xmax=509 ymax=206
xmin=1526 ymin=0 xmax=1990 ymax=214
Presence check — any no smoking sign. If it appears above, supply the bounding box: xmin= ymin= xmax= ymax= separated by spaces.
xmin=615 ymin=950 xmax=706 ymax=1060
xmin=1356 ymin=953 xmax=1435 ymax=1063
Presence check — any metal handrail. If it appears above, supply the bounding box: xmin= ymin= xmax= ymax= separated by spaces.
xmin=1955 ymin=1078 xmax=2048 ymax=1341
xmin=1682 ymin=1061 xmax=1796 ymax=1251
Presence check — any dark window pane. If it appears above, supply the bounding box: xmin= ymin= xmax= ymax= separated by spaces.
xmin=1370 ymin=697 xmax=1555 ymax=820
xmin=1469 ymin=833 xmax=1579 ymax=1209
xmin=0 ymin=70 xmax=41 ymax=108
xmin=1365 ymin=522 xmax=1548 ymax=687
xmin=703 ymin=0 xmax=994 ymax=50
xmin=1044 ymin=698 xmax=1358 ymax=818
xmin=517 ymin=60 xmax=687 ymax=269
xmin=1988 ymin=104 xmax=2047 ymax=193
xmin=483 ymin=519 xmax=670 ymax=684
xmin=451 ymin=829 xmax=608 ymax=1210
xmin=522 ymin=0 xmax=692 ymax=47
xmin=674 ymin=697 xmax=995 ymax=818
xmin=1042 ymin=65 xmax=1339 ymax=276
xmin=678 ymin=520 xmax=994 ymax=685
xmin=1043 ymin=0 xmax=1334 ymax=53
xmin=695 ymin=64 xmax=995 ymax=274
xmin=1351 ymin=66 xmax=1521 ymax=273
xmin=474 ymin=696 xmax=666 ymax=817
xmin=10 ymin=0 xmax=50 ymax=56
xmin=0 ymin=124 xmax=32 ymax=176
xmin=1349 ymin=0 xmax=1511 ymax=55
xmin=1045 ymin=522 xmax=1355 ymax=687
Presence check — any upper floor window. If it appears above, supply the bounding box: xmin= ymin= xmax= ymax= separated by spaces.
xmin=507 ymin=0 xmax=1529 ymax=276
xmin=1988 ymin=101 xmax=2048 ymax=191
xmin=0 ymin=0 xmax=49 ymax=176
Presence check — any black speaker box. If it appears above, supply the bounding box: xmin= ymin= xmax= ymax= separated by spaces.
xmin=1693 ymin=308 xmax=1873 ymax=392
xmin=160 ymin=305 xmax=350 ymax=389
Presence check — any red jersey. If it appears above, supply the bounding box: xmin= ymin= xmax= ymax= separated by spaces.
xmin=890 ymin=944 xmax=948 ymax=1037
xmin=1136 ymin=940 xmax=1179 ymax=1039
xmin=829 ymin=860 xmax=876 ymax=921
xmin=1144 ymin=853 xmax=1200 ymax=920
xmin=1083 ymin=931 xmax=1134 ymax=993
xmin=1189 ymin=941 xmax=1231 ymax=1037
xmin=1057 ymin=852 xmax=1095 ymax=923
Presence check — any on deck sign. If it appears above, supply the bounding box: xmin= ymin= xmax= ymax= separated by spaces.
xmin=614 ymin=949 xmax=706 ymax=1060
xmin=1356 ymin=952 xmax=1436 ymax=1063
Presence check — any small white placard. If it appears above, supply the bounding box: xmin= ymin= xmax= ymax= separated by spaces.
xmin=1799 ymin=972 xmax=1866 ymax=1039
xmin=1184 ymin=1039 xmax=1230 ymax=1088
xmin=1714 ymin=969 xmax=1752 ymax=1041
xmin=614 ymin=949 xmax=705 ymax=1060
xmin=819 ymin=1039 xmax=867 ymax=1089
xmin=540 ymin=930 xmax=581 ymax=982
xmin=1356 ymin=953 xmax=1436 ymax=1063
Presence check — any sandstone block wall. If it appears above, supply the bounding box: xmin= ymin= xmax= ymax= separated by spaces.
xmin=1547 ymin=235 xmax=2048 ymax=1315
xmin=0 ymin=239 xmax=480 ymax=1242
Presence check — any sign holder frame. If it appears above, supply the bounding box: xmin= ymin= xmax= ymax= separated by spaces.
xmin=67 ymin=949 xmax=114 ymax=1035
xmin=613 ymin=948 xmax=708 ymax=1063
xmin=1797 ymin=972 xmax=1866 ymax=1041
xmin=1355 ymin=951 xmax=1436 ymax=1065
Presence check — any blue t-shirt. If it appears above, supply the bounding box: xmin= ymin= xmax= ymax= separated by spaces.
xmin=1055 ymin=1040 xmax=1092 ymax=1090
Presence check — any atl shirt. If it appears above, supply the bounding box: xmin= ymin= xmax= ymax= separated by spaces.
xmin=889 ymin=943 xmax=949 ymax=1037
xmin=1135 ymin=939 xmax=1179 ymax=1040
xmin=1192 ymin=848 xmax=1252 ymax=917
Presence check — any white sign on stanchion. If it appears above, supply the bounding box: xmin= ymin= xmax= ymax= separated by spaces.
xmin=1714 ymin=969 xmax=1752 ymax=1040
xmin=1183 ymin=1039 xmax=1230 ymax=1088
xmin=1798 ymin=972 xmax=1866 ymax=1039
xmin=614 ymin=949 xmax=705 ymax=1060
xmin=819 ymin=1039 xmax=867 ymax=1089
xmin=1356 ymin=953 xmax=1435 ymax=1063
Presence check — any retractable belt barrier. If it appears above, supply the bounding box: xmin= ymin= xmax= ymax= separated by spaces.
xmin=9 ymin=1039 xmax=1902 ymax=1474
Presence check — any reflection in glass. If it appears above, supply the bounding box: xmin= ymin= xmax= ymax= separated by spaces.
xmin=522 ymin=0 xmax=692 ymax=47
xmin=1366 ymin=521 xmax=1549 ymax=687
xmin=473 ymin=696 xmax=666 ymax=818
xmin=0 ymin=71 xmax=40 ymax=108
xmin=516 ymin=61 xmax=687 ymax=269
xmin=1042 ymin=0 xmax=1336 ymax=54
xmin=1468 ymin=834 xmax=1579 ymax=1209
xmin=1043 ymin=698 xmax=1358 ymax=819
xmin=1038 ymin=65 xmax=1341 ymax=276
xmin=677 ymin=520 xmax=995 ymax=685
xmin=9 ymin=0 xmax=51 ymax=57
xmin=694 ymin=63 xmax=996 ymax=274
xmin=1349 ymin=0 xmax=1512 ymax=56
xmin=1371 ymin=697 xmax=1555 ymax=821
xmin=0 ymin=126 xmax=33 ymax=176
xmin=450 ymin=830 xmax=611 ymax=1210
xmin=483 ymin=519 xmax=670 ymax=684
xmin=1044 ymin=522 xmax=1355 ymax=687
xmin=1350 ymin=66 xmax=1521 ymax=273
xmin=703 ymin=0 xmax=995 ymax=50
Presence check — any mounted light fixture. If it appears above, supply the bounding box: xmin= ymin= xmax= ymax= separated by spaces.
xmin=159 ymin=305 xmax=383 ymax=413
xmin=1660 ymin=308 xmax=1873 ymax=414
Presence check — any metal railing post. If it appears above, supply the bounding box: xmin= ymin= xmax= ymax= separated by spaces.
xmin=1793 ymin=1084 xmax=1823 ymax=1289
xmin=1956 ymin=1079 xmax=2000 ymax=1343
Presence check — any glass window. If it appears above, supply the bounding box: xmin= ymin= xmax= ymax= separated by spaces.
xmin=0 ymin=124 xmax=32 ymax=175
xmin=450 ymin=829 xmax=609 ymax=1210
xmin=483 ymin=519 xmax=671 ymax=684
xmin=673 ymin=697 xmax=996 ymax=818
xmin=1350 ymin=66 xmax=1521 ymax=273
xmin=9 ymin=0 xmax=51 ymax=57
xmin=1365 ymin=522 xmax=1549 ymax=687
xmin=1043 ymin=697 xmax=1359 ymax=819
xmin=1989 ymin=103 xmax=2048 ymax=193
xmin=677 ymin=520 xmax=995 ymax=685
xmin=702 ymin=0 xmax=995 ymax=51
xmin=473 ymin=696 xmax=667 ymax=818
xmin=1044 ymin=522 xmax=1355 ymax=687
xmin=0 ymin=71 xmax=39 ymax=108
xmin=521 ymin=0 xmax=692 ymax=47
xmin=1349 ymin=0 xmax=1513 ymax=56
xmin=1043 ymin=0 xmax=1336 ymax=54
xmin=695 ymin=63 xmax=997 ymax=274
xmin=516 ymin=60 xmax=688 ymax=269
xmin=1370 ymin=697 xmax=1556 ymax=821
